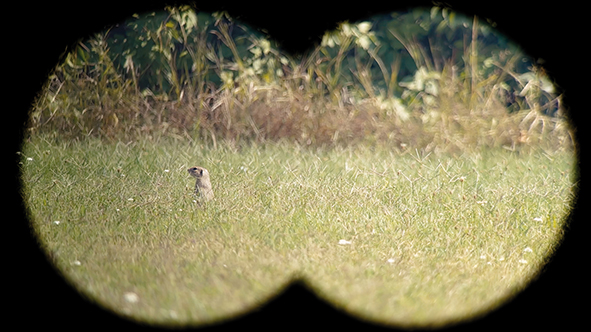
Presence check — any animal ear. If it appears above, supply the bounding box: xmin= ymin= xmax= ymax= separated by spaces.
xmin=200 ymin=169 xmax=203 ymax=176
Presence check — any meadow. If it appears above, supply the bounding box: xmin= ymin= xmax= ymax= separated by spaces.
xmin=20 ymin=136 xmax=575 ymax=328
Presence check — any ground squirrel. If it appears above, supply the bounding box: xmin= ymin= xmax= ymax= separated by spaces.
xmin=188 ymin=166 xmax=214 ymax=201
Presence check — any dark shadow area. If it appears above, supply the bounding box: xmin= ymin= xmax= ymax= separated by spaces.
xmin=8 ymin=0 xmax=586 ymax=331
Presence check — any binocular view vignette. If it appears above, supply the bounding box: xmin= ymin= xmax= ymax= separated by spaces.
xmin=18 ymin=4 xmax=579 ymax=330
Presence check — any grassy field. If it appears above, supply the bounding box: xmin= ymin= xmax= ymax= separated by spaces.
xmin=20 ymin=136 xmax=575 ymax=328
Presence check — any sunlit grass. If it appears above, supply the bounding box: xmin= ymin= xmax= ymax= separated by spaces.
xmin=20 ymin=136 xmax=575 ymax=328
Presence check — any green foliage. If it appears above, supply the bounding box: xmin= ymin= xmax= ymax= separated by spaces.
xmin=107 ymin=7 xmax=217 ymax=98
xmin=28 ymin=6 xmax=572 ymax=154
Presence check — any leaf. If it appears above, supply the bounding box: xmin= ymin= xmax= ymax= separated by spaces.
xmin=448 ymin=12 xmax=456 ymax=26
xmin=430 ymin=6 xmax=440 ymax=20
xmin=185 ymin=11 xmax=198 ymax=30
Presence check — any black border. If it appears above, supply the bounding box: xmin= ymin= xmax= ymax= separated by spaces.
xmin=7 ymin=1 xmax=587 ymax=331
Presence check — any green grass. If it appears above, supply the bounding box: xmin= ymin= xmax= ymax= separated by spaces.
xmin=20 ymin=136 xmax=575 ymax=328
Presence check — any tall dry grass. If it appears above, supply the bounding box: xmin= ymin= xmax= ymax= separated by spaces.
xmin=26 ymin=9 xmax=574 ymax=154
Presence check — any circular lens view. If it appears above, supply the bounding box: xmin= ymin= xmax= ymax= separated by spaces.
xmin=20 ymin=5 xmax=576 ymax=329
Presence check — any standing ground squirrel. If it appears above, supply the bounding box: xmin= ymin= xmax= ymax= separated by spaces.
xmin=188 ymin=166 xmax=214 ymax=201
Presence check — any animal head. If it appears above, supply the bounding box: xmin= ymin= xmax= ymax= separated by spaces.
xmin=188 ymin=166 xmax=209 ymax=179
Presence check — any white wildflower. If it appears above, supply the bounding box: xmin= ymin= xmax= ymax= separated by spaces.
xmin=164 ymin=169 xmax=170 ymax=172
xmin=128 ymin=198 xmax=134 ymax=201
xmin=519 ymin=259 xmax=528 ymax=264
xmin=534 ymin=217 xmax=543 ymax=222
xmin=387 ymin=258 xmax=395 ymax=263
xmin=72 ymin=260 xmax=81 ymax=266
xmin=357 ymin=21 xmax=372 ymax=34
xmin=27 ymin=157 xmax=33 ymax=161
xmin=524 ymin=247 xmax=533 ymax=253
xmin=124 ymin=292 xmax=139 ymax=303
xmin=480 ymin=255 xmax=486 ymax=259
xmin=338 ymin=239 xmax=352 ymax=245
xmin=53 ymin=221 xmax=60 ymax=225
